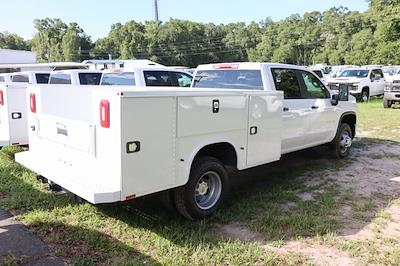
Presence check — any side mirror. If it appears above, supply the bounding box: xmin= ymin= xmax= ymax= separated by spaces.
xmin=331 ymin=94 xmax=339 ymax=106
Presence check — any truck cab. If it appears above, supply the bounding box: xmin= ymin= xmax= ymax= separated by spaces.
xmin=100 ymin=67 xmax=192 ymax=87
xmin=193 ymin=63 xmax=357 ymax=155
xmin=327 ymin=67 xmax=385 ymax=102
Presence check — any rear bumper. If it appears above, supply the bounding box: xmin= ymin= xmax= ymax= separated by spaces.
xmin=15 ymin=151 xmax=121 ymax=204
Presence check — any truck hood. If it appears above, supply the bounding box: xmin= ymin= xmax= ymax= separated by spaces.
xmin=327 ymin=77 xmax=362 ymax=84
xmin=385 ymin=74 xmax=400 ymax=83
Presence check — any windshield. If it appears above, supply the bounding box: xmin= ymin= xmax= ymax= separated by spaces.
xmin=312 ymin=70 xmax=323 ymax=78
xmin=193 ymin=70 xmax=264 ymax=90
xmin=339 ymin=70 xmax=369 ymax=78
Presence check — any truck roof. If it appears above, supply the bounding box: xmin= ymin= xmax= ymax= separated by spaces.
xmin=50 ymin=69 xmax=102 ymax=75
xmin=103 ymin=66 xmax=192 ymax=73
xmin=196 ymin=62 xmax=309 ymax=71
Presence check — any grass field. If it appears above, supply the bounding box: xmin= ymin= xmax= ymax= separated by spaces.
xmin=1 ymin=98 xmax=400 ymax=265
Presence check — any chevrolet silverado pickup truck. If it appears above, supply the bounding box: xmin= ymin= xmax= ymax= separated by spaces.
xmin=15 ymin=62 xmax=357 ymax=220
xmin=327 ymin=67 xmax=385 ymax=102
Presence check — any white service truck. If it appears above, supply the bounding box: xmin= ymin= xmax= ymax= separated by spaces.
xmin=100 ymin=67 xmax=193 ymax=87
xmin=327 ymin=67 xmax=385 ymax=102
xmin=0 ymin=71 xmax=50 ymax=147
xmin=16 ymin=63 xmax=357 ymax=220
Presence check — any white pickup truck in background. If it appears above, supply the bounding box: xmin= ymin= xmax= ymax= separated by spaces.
xmin=16 ymin=62 xmax=356 ymax=220
xmin=327 ymin=67 xmax=385 ymax=102
xmin=100 ymin=67 xmax=192 ymax=87
xmin=0 ymin=71 xmax=50 ymax=147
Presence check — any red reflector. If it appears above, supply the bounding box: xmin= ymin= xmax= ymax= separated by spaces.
xmin=213 ymin=64 xmax=239 ymax=69
xmin=100 ymin=100 xmax=110 ymax=128
xmin=0 ymin=90 xmax=4 ymax=105
xmin=30 ymin=93 xmax=36 ymax=113
xmin=126 ymin=194 xmax=136 ymax=201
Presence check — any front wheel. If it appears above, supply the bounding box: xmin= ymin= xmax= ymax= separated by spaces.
xmin=331 ymin=123 xmax=353 ymax=159
xmin=383 ymin=99 xmax=392 ymax=109
xmin=360 ymin=89 xmax=369 ymax=102
xmin=173 ymin=156 xmax=229 ymax=220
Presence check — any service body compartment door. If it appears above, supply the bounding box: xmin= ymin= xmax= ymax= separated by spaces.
xmin=7 ymin=86 xmax=29 ymax=145
xmin=120 ymin=97 xmax=176 ymax=198
xmin=246 ymin=92 xmax=283 ymax=167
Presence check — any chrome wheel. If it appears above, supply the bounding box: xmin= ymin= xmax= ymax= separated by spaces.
xmin=340 ymin=131 xmax=352 ymax=154
xmin=194 ymin=171 xmax=222 ymax=210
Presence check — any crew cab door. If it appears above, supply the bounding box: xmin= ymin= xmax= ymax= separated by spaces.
xmin=298 ymin=70 xmax=337 ymax=145
xmin=271 ymin=68 xmax=314 ymax=154
xmin=370 ymin=69 xmax=384 ymax=96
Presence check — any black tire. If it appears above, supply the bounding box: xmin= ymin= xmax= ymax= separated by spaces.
xmin=360 ymin=89 xmax=369 ymax=102
xmin=173 ymin=156 xmax=229 ymax=220
xmin=383 ymin=99 xmax=392 ymax=109
xmin=159 ymin=190 xmax=177 ymax=213
xmin=331 ymin=123 xmax=353 ymax=159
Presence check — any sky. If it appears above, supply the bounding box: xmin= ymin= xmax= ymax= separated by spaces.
xmin=0 ymin=0 xmax=369 ymax=41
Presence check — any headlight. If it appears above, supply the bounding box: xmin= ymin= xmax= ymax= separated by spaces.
xmin=350 ymin=84 xmax=359 ymax=91
xmin=385 ymin=83 xmax=392 ymax=91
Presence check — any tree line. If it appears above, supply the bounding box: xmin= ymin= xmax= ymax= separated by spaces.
xmin=1 ymin=0 xmax=399 ymax=67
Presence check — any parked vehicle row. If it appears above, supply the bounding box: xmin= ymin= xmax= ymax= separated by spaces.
xmin=0 ymin=67 xmax=193 ymax=149
xmin=13 ymin=62 xmax=356 ymax=220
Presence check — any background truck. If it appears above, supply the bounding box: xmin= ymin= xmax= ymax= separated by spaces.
xmin=49 ymin=70 xmax=103 ymax=85
xmin=0 ymin=71 xmax=50 ymax=147
xmin=384 ymin=78 xmax=400 ymax=108
xmin=100 ymin=67 xmax=192 ymax=87
xmin=327 ymin=67 xmax=385 ymax=102
xmin=16 ymin=63 xmax=356 ymax=220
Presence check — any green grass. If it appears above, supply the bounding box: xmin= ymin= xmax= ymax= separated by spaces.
xmin=1 ymin=98 xmax=400 ymax=265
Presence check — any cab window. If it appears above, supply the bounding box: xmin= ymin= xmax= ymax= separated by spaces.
xmin=101 ymin=72 xmax=135 ymax=86
xmin=193 ymin=70 xmax=263 ymax=90
xmin=300 ymin=71 xmax=329 ymax=99
xmin=35 ymin=74 xmax=50 ymax=84
xmin=79 ymin=73 xmax=102 ymax=85
xmin=12 ymin=74 xmax=29 ymax=83
xmin=271 ymin=68 xmax=302 ymax=99
xmin=144 ymin=71 xmax=172 ymax=86
xmin=49 ymin=74 xmax=72 ymax=84
xmin=173 ymin=72 xmax=192 ymax=87
xmin=0 ymin=76 xmax=4 ymax=83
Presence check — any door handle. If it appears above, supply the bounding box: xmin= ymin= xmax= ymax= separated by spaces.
xmin=283 ymin=107 xmax=289 ymax=112
xmin=311 ymin=106 xmax=319 ymax=109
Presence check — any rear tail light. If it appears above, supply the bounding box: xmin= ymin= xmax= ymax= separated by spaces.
xmin=30 ymin=93 xmax=36 ymax=113
xmin=100 ymin=100 xmax=110 ymax=128
xmin=0 ymin=90 xmax=3 ymax=105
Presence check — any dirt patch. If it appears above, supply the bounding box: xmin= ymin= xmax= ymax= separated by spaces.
xmin=264 ymin=241 xmax=355 ymax=266
xmin=214 ymin=223 xmax=264 ymax=243
xmin=215 ymin=136 xmax=400 ymax=265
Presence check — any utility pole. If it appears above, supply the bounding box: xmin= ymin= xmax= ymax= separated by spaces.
xmin=154 ymin=0 xmax=159 ymax=21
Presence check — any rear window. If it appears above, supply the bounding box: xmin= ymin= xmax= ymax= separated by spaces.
xmin=144 ymin=71 xmax=173 ymax=86
xmin=79 ymin=73 xmax=102 ymax=85
xmin=12 ymin=74 xmax=29 ymax=83
xmin=49 ymin=73 xmax=72 ymax=84
xmin=101 ymin=72 xmax=135 ymax=86
xmin=193 ymin=70 xmax=263 ymax=90
xmin=35 ymin=73 xmax=50 ymax=84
